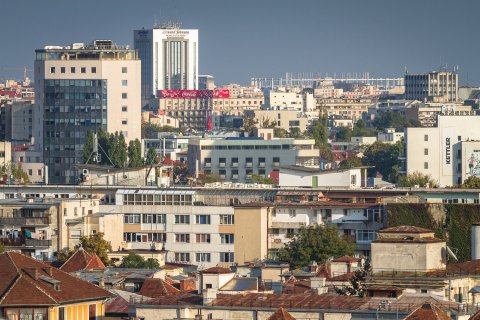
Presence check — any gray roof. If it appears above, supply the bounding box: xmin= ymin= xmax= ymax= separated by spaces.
xmin=220 ymin=277 xmax=258 ymax=292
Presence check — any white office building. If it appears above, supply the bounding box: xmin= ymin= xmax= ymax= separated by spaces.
xmin=405 ymin=116 xmax=480 ymax=186
xmin=134 ymin=23 xmax=199 ymax=101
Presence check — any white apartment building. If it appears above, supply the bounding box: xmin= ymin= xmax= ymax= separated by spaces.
xmin=113 ymin=189 xmax=235 ymax=267
xmin=34 ymin=40 xmax=141 ymax=184
xmin=187 ymin=132 xmax=320 ymax=182
xmin=405 ymin=115 xmax=480 ymax=186
xmin=377 ymin=128 xmax=404 ymax=144
xmin=134 ymin=24 xmax=199 ymax=101
xmin=265 ymin=91 xmax=314 ymax=112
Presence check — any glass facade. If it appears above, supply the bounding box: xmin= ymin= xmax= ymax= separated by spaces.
xmin=164 ymin=40 xmax=188 ymax=90
xmin=43 ymin=79 xmax=107 ymax=184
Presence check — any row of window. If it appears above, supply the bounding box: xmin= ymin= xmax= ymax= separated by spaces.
xmin=50 ymin=66 xmax=128 ymax=74
xmin=123 ymin=232 xmax=234 ymax=244
xmin=201 ymin=145 xmax=291 ymax=150
xmin=174 ymin=252 xmax=234 ymax=263
xmin=122 ymin=194 xmax=193 ymax=205
xmin=204 ymin=157 xmax=279 ymax=165
xmin=123 ymin=214 xmax=234 ymax=225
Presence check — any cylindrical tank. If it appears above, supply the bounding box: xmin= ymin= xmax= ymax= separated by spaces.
xmin=472 ymin=224 xmax=480 ymax=260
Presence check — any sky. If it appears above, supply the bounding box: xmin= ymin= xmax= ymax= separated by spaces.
xmin=0 ymin=0 xmax=479 ymax=86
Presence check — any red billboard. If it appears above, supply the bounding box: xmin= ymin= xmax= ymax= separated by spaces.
xmin=158 ymin=89 xmax=230 ymax=99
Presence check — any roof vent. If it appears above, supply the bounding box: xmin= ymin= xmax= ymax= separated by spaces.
xmin=39 ymin=275 xmax=61 ymax=292
xmin=24 ymin=267 xmax=39 ymax=280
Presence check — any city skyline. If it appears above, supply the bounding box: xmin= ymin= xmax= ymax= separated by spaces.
xmin=1 ymin=0 xmax=479 ymax=85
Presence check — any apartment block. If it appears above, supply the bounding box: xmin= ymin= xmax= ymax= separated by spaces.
xmin=34 ymin=40 xmax=141 ymax=184
xmin=405 ymin=71 xmax=458 ymax=102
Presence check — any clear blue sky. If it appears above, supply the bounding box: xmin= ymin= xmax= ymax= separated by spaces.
xmin=1 ymin=0 xmax=478 ymax=86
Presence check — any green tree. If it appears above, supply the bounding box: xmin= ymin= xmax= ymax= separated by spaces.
xmin=199 ymin=172 xmax=224 ymax=184
xmin=109 ymin=132 xmax=128 ymax=168
xmin=251 ymin=173 xmax=277 ymax=185
xmin=9 ymin=163 xmax=29 ymax=184
xmin=335 ymin=127 xmax=353 ymax=142
xmin=145 ymin=258 xmax=160 ymax=269
xmin=288 ymin=127 xmax=304 ymax=139
xmin=335 ymin=260 xmax=371 ymax=297
xmin=261 ymin=118 xmax=276 ymax=129
xmin=56 ymin=249 xmax=74 ymax=263
xmin=79 ymin=233 xmax=112 ymax=265
xmin=242 ymin=114 xmax=258 ymax=136
xmin=339 ymin=156 xmax=363 ymax=169
xmin=120 ymin=253 xmax=147 ymax=268
xmin=310 ymin=114 xmax=333 ymax=160
xmin=461 ymin=176 xmax=480 ymax=188
xmin=278 ymin=224 xmax=355 ymax=269
xmin=128 ymin=139 xmax=144 ymax=168
xmin=352 ymin=119 xmax=377 ymax=137
xmin=363 ymin=141 xmax=403 ymax=182
xmin=397 ymin=171 xmax=438 ymax=187
xmin=274 ymin=128 xmax=288 ymax=138
xmin=145 ymin=147 xmax=159 ymax=165
xmin=83 ymin=130 xmax=95 ymax=164
xmin=0 ymin=242 xmax=5 ymax=253
xmin=141 ymin=122 xmax=178 ymax=139
xmin=374 ymin=110 xmax=420 ymax=131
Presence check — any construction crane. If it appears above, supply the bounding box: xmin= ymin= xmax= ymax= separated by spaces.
xmin=0 ymin=66 xmax=33 ymax=82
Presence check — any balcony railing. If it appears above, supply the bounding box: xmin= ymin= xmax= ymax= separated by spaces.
xmin=0 ymin=238 xmax=51 ymax=247
xmin=0 ymin=217 xmax=50 ymax=226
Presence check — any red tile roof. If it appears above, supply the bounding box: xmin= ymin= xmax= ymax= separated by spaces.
xmin=138 ymin=278 xmax=180 ymax=298
xmin=470 ymin=309 xmax=480 ymax=320
xmin=267 ymin=307 xmax=296 ymax=320
xmin=106 ymin=295 xmax=129 ymax=314
xmin=282 ymin=279 xmax=312 ymax=294
xmin=404 ymin=303 xmax=450 ymax=320
xmin=373 ymin=237 xmax=444 ymax=244
xmin=60 ymin=249 xmax=105 ymax=273
xmin=201 ymin=267 xmax=233 ymax=274
xmin=331 ymin=256 xmax=361 ymax=263
xmin=0 ymin=252 xmax=113 ymax=306
xmin=380 ymin=226 xmax=433 ymax=234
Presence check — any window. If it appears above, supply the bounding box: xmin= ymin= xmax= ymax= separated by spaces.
xmin=175 ymin=215 xmax=190 ymax=224
xmin=91 ymin=67 xmax=96 ymax=73
xmin=50 ymin=67 xmax=55 ymax=73
xmin=122 ymin=105 xmax=128 ymax=112
xmin=220 ymin=233 xmax=234 ymax=244
xmin=122 ymin=80 xmax=128 ymax=86
xmin=220 ymin=252 xmax=234 ymax=262
xmin=219 ymin=215 xmax=234 ymax=224
xmin=61 ymin=67 xmax=65 ymax=73
xmin=351 ymin=174 xmax=357 ymax=185
xmin=81 ymin=67 xmax=86 ymax=73
xmin=122 ymin=67 xmax=128 ymax=73
xmin=196 ymin=215 xmax=211 ymax=224
xmin=424 ymin=134 xmax=428 ymax=142
xmin=70 ymin=67 xmax=76 ymax=73
xmin=196 ymin=253 xmax=211 ymax=262
xmin=424 ymin=148 xmax=428 ymax=155
xmin=273 ymin=157 xmax=280 ymax=165
xmin=37 ymin=169 xmax=42 ymax=176
xmin=28 ymin=169 xmax=33 ymax=176
xmin=289 ymin=209 xmax=296 ymax=217
xmin=424 ymin=162 xmax=429 ymax=169
xmin=196 ymin=234 xmax=211 ymax=243
xmin=357 ymin=230 xmax=376 ymax=242
xmin=458 ymin=136 xmax=462 ymax=141
xmin=174 ymin=252 xmax=190 ymax=262
xmin=175 ymin=233 xmax=190 ymax=243
xmin=59 ymin=307 xmax=65 ymax=320
xmin=124 ymin=214 xmax=141 ymax=224
xmin=122 ymin=119 xmax=128 ymax=125
xmin=122 ymin=93 xmax=128 ymax=99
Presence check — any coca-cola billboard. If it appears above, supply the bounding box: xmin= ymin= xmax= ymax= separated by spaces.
xmin=158 ymin=90 xmax=230 ymax=99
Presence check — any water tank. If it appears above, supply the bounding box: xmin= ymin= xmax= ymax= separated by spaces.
xmin=472 ymin=224 xmax=480 ymax=260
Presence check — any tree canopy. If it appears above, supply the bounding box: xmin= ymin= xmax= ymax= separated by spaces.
xmin=128 ymin=139 xmax=144 ymax=168
xmin=78 ymin=232 xmax=112 ymax=265
xmin=278 ymin=224 xmax=355 ymax=269
xmin=142 ymin=122 xmax=179 ymax=139
xmin=362 ymin=141 xmax=403 ymax=182
xmin=397 ymin=171 xmax=437 ymax=188
xmin=373 ymin=110 xmax=420 ymax=131
xmin=339 ymin=156 xmax=363 ymax=169
xmin=460 ymin=176 xmax=480 ymax=188
xmin=335 ymin=260 xmax=371 ymax=297
xmin=119 ymin=253 xmax=160 ymax=269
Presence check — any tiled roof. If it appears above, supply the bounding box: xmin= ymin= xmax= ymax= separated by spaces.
xmin=267 ymin=307 xmax=296 ymax=320
xmin=60 ymin=248 xmax=106 ymax=273
xmin=329 ymin=271 xmax=357 ymax=282
xmin=373 ymin=237 xmax=444 ymax=244
xmin=331 ymin=256 xmax=361 ymax=263
xmin=446 ymin=259 xmax=480 ymax=276
xmin=282 ymin=279 xmax=312 ymax=294
xmin=0 ymin=252 xmax=113 ymax=306
xmin=404 ymin=303 xmax=450 ymax=320
xmin=142 ymin=292 xmax=203 ymax=306
xmin=470 ymin=309 xmax=480 ymax=320
xmin=379 ymin=226 xmax=433 ymax=234
xmin=138 ymin=278 xmax=180 ymax=298
xmin=201 ymin=267 xmax=233 ymax=274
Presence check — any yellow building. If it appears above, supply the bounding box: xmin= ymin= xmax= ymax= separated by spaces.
xmin=0 ymin=251 xmax=113 ymax=320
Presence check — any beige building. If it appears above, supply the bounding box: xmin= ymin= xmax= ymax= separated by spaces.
xmin=406 ymin=102 xmax=473 ymax=127
xmin=244 ymin=109 xmax=310 ymax=133
xmin=405 ymin=71 xmax=459 ymax=102
xmin=142 ymin=111 xmax=180 ymax=128
xmin=34 ymin=40 xmax=141 ymax=184
xmin=0 ymin=140 xmax=11 ymax=169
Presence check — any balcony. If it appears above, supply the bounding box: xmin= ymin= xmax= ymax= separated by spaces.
xmin=258 ymin=162 xmax=266 ymax=168
xmin=273 ymin=161 xmax=280 ymax=167
xmin=231 ymin=163 xmax=238 ymax=168
xmin=219 ymin=162 xmax=226 ymax=168
xmin=0 ymin=217 xmax=51 ymax=226
xmin=0 ymin=238 xmax=51 ymax=248
xmin=231 ymin=174 xmax=239 ymax=180
xmin=245 ymin=163 xmax=253 ymax=168
xmin=204 ymin=162 xmax=211 ymax=168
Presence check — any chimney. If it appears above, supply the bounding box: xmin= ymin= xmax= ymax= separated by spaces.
xmin=472 ymin=224 xmax=480 ymax=260
xmin=203 ymin=289 xmax=217 ymax=306
xmin=308 ymin=261 xmax=318 ymax=272
xmin=43 ymin=267 xmax=53 ymax=276
xmin=24 ymin=268 xmax=39 ymax=280
xmin=99 ymin=276 xmax=106 ymax=288
xmin=310 ymin=277 xmax=326 ymax=295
